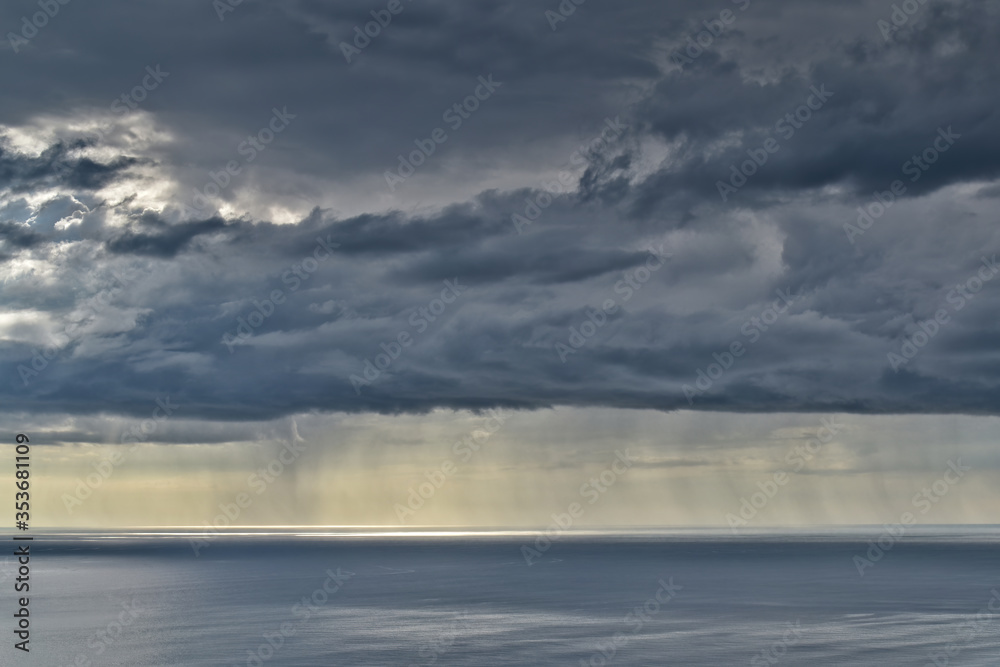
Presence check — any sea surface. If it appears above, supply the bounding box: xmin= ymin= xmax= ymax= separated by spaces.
xmin=7 ymin=527 xmax=1000 ymax=666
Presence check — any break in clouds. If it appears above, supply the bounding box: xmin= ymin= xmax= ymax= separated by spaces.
xmin=2 ymin=0 xmax=1000 ymax=423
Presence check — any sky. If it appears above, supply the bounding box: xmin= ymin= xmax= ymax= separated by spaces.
xmin=1 ymin=0 xmax=998 ymax=529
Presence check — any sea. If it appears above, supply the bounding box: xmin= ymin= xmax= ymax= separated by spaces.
xmin=8 ymin=527 xmax=1000 ymax=666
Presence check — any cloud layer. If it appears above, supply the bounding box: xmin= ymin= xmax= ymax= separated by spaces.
xmin=2 ymin=0 xmax=999 ymax=421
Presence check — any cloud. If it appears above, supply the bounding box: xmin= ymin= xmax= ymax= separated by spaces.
xmin=1 ymin=0 xmax=999 ymax=423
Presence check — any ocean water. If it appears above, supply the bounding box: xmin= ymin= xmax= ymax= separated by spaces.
xmin=11 ymin=528 xmax=1000 ymax=666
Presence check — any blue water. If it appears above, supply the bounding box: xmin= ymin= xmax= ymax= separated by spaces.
xmin=10 ymin=528 xmax=1000 ymax=665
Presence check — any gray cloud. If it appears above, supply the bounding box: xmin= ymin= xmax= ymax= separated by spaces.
xmin=1 ymin=0 xmax=999 ymax=423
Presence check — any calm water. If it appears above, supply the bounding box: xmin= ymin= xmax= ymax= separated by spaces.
xmin=10 ymin=528 xmax=1000 ymax=666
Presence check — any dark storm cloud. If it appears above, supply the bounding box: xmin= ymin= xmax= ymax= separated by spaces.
xmin=104 ymin=217 xmax=230 ymax=257
xmin=0 ymin=221 xmax=43 ymax=249
xmin=1 ymin=0 xmax=999 ymax=422
xmin=0 ymin=139 xmax=144 ymax=193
